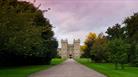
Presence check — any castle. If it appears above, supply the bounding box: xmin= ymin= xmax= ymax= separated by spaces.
xmin=58 ymin=39 xmax=81 ymax=59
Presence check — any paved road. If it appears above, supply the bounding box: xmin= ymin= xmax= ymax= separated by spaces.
xmin=29 ymin=59 xmax=106 ymax=77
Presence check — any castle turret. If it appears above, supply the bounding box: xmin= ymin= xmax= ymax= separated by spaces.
xmin=73 ymin=39 xmax=81 ymax=58
xmin=60 ymin=39 xmax=68 ymax=58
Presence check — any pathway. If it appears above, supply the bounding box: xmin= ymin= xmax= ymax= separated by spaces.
xmin=29 ymin=59 xmax=106 ymax=77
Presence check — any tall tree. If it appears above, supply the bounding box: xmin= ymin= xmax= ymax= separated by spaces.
xmin=124 ymin=13 xmax=138 ymax=66
xmin=82 ymin=32 xmax=97 ymax=59
xmin=0 ymin=0 xmax=57 ymax=66
xmin=106 ymin=23 xmax=126 ymax=40
xmin=91 ymin=33 xmax=109 ymax=63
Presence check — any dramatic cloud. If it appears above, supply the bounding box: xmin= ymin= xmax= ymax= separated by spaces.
xmin=20 ymin=0 xmax=138 ymax=46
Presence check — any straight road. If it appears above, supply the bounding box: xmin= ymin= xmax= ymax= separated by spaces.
xmin=29 ymin=59 xmax=106 ymax=77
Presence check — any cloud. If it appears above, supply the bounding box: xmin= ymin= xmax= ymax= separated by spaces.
xmin=20 ymin=0 xmax=138 ymax=46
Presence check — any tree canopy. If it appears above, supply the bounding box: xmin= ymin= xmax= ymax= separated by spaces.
xmin=0 ymin=0 xmax=58 ymax=66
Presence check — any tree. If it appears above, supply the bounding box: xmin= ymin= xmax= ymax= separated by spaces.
xmin=82 ymin=32 xmax=97 ymax=59
xmin=133 ymin=44 xmax=138 ymax=66
xmin=80 ymin=45 xmax=88 ymax=58
xmin=106 ymin=23 xmax=126 ymax=40
xmin=0 ymin=0 xmax=58 ymax=66
xmin=123 ymin=13 xmax=138 ymax=66
xmin=91 ymin=33 xmax=110 ymax=63
xmin=108 ymin=39 xmax=130 ymax=69
xmin=124 ymin=13 xmax=138 ymax=43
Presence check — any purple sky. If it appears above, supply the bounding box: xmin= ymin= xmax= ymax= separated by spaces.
xmin=20 ymin=0 xmax=138 ymax=46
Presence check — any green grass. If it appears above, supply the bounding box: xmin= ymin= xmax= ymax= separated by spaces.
xmin=77 ymin=58 xmax=138 ymax=77
xmin=0 ymin=58 xmax=63 ymax=77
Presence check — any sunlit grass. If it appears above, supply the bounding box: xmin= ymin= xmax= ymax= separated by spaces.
xmin=77 ymin=58 xmax=138 ymax=77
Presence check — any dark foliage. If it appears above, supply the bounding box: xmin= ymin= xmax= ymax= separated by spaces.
xmin=0 ymin=0 xmax=58 ymax=66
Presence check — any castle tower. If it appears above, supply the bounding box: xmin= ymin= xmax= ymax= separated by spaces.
xmin=73 ymin=39 xmax=81 ymax=58
xmin=58 ymin=39 xmax=81 ymax=59
xmin=60 ymin=39 xmax=68 ymax=58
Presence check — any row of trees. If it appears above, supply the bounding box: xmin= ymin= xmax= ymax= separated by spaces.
xmin=0 ymin=0 xmax=58 ymax=66
xmin=81 ymin=13 xmax=138 ymax=69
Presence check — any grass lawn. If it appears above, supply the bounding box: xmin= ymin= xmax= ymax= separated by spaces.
xmin=0 ymin=58 xmax=63 ymax=77
xmin=77 ymin=58 xmax=138 ymax=77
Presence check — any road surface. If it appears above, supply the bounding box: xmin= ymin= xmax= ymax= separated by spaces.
xmin=29 ymin=59 xmax=106 ymax=77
